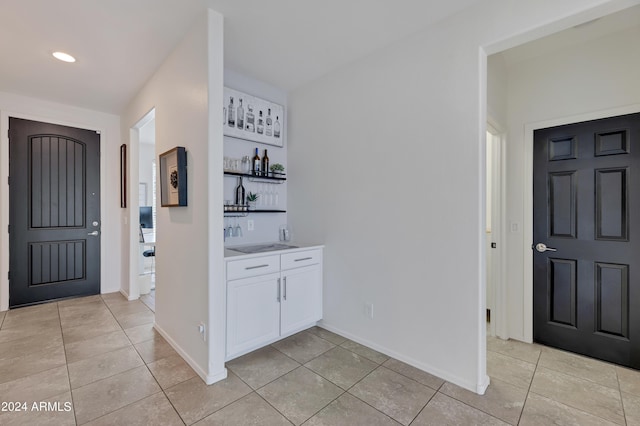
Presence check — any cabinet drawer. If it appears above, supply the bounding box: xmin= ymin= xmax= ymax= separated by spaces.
xmin=281 ymin=249 xmax=321 ymax=270
xmin=227 ymin=255 xmax=280 ymax=280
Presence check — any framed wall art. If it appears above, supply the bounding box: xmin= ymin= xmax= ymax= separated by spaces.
xmin=223 ymin=87 xmax=284 ymax=147
xmin=159 ymin=146 xmax=187 ymax=207
xmin=120 ymin=144 xmax=127 ymax=208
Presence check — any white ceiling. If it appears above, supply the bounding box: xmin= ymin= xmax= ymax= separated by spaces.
xmin=3 ymin=1 xmax=636 ymax=115
xmin=498 ymin=4 xmax=640 ymax=66
xmin=0 ymin=0 xmax=481 ymax=114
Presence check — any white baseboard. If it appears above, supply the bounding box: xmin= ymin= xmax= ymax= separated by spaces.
xmin=154 ymin=322 xmax=227 ymax=385
xmin=477 ymin=374 xmax=490 ymax=395
xmin=118 ymin=288 xmax=136 ymax=301
xmin=318 ymin=321 xmax=485 ymax=395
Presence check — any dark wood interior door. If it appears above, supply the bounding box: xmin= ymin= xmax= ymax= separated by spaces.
xmin=533 ymin=112 xmax=640 ymax=369
xmin=9 ymin=118 xmax=101 ymax=308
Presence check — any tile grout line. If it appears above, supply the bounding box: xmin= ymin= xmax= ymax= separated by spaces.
xmin=227 ymin=369 xmax=296 ymax=425
xmin=57 ymin=302 xmax=79 ymax=426
xmin=533 ymin=346 xmax=622 ymax=391
xmin=79 ymin=295 xmax=186 ymax=425
xmin=263 ymin=327 xmax=444 ymax=425
xmin=515 ymin=340 xmax=542 ymax=425
xmin=342 ymin=363 xmax=414 ymax=425
xmin=615 ymin=365 xmax=627 ymax=425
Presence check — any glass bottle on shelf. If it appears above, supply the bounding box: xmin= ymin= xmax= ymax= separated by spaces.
xmin=265 ymin=108 xmax=273 ymax=136
xmin=242 ymin=156 xmax=251 ymax=174
xmin=227 ymin=97 xmax=235 ymax=127
xmin=252 ymin=148 xmax=261 ymax=175
xmin=246 ymin=105 xmax=255 ymax=132
xmin=257 ymin=111 xmax=264 ymax=134
xmin=261 ymin=149 xmax=269 ymax=176
xmin=237 ymin=99 xmax=244 ymax=130
xmin=234 ymin=177 xmax=245 ymax=206
xmin=274 ymin=116 xmax=281 ymax=138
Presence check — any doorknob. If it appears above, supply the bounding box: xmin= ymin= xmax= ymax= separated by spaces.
xmin=534 ymin=243 xmax=557 ymax=253
xmin=87 ymin=231 xmax=99 ymax=236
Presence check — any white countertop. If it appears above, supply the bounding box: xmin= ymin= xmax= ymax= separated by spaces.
xmin=224 ymin=242 xmax=324 ymax=260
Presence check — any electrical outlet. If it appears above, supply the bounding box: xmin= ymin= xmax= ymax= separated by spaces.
xmin=198 ymin=322 xmax=206 ymax=341
xmin=365 ymin=302 xmax=374 ymax=319
xmin=247 ymin=220 xmax=254 ymax=231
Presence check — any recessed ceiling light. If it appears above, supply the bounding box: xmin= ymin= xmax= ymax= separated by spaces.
xmin=52 ymin=51 xmax=76 ymax=63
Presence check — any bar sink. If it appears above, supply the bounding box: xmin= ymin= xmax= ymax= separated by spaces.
xmin=228 ymin=243 xmax=298 ymax=254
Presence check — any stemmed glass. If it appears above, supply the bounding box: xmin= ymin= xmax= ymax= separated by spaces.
xmin=234 ymin=218 xmax=242 ymax=237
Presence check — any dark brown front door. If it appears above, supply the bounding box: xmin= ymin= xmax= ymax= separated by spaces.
xmin=9 ymin=118 xmax=101 ymax=307
xmin=533 ymin=112 xmax=640 ymax=369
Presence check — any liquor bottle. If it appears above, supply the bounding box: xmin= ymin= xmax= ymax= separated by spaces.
xmin=266 ymin=108 xmax=273 ymax=136
xmin=246 ymin=105 xmax=255 ymax=132
xmin=252 ymin=148 xmax=261 ymax=175
xmin=227 ymin=97 xmax=235 ymax=127
xmin=257 ymin=111 xmax=264 ymax=134
xmin=235 ymin=177 xmax=245 ymax=206
xmin=262 ymin=149 xmax=269 ymax=176
xmin=237 ymin=99 xmax=244 ymax=129
xmin=274 ymin=116 xmax=281 ymax=138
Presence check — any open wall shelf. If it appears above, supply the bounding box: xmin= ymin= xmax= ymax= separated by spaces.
xmin=224 ymin=209 xmax=286 ymax=217
xmin=224 ymin=171 xmax=286 ymax=183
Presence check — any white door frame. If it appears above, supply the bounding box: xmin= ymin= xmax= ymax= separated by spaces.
xmin=486 ymin=120 xmax=507 ymax=339
xmin=127 ymin=108 xmax=155 ymax=301
xmin=522 ymin=103 xmax=640 ymax=342
xmin=0 ymin=111 xmax=109 ymax=310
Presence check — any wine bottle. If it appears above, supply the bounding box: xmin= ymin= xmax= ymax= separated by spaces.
xmin=237 ymin=98 xmax=244 ymax=129
xmin=227 ymin=97 xmax=235 ymax=127
xmin=252 ymin=148 xmax=261 ymax=175
xmin=274 ymin=116 xmax=281 ymax=138
xmin=262 ymin=149 xmax=269 ymax=176
xmin=265 ymin=108 xmax=273 ymax=136
xmin=235 ymin=177 xmax=245 ymax=206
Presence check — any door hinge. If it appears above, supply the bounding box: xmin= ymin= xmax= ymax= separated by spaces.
xmin=7 ymin=176 xmax=9 ymax=185
xmin=7 ymin=271 xmax=10 ymax=280
xmin=7 ymin=225 xmax=9 ymax=233
xmin=491 ymin=242 xmax=497 ymax=248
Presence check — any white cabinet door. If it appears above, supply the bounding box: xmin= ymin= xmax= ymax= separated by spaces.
xmin=280 ymin=265 xmax=322 ymax=336
xmin=227 ymin=272 xmax=281 ymax=358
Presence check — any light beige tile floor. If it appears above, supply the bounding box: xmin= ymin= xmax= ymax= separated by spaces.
xmin=2 ymin=294 xmax=640 ymax=425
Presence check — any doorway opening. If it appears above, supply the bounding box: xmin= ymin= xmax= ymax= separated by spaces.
xmin=486 ymin=4 xmax=640 ymax=349
xmin=138 ymin=116 xmax=156 ymax=311
xmin=128 ymin=109 xmax=156 ymax=305
xmin=485 ymin=124 xmax=505 ymax=339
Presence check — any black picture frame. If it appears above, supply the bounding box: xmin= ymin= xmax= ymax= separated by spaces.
xmin=159 ymin=146 xmax=187 ymax=207
xmin=120 ymin=144 xmax=127 ymax=208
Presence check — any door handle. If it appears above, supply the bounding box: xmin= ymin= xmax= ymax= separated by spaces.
xmin=534 ymin=243 xmax=557 ymax=253
xmin=87 ymin=231 xmax=99 ymax=236
xmin=283 ymin=276 xmax=287 ymax=301
xmin=277 ymin=278 xmax=281 ymax=302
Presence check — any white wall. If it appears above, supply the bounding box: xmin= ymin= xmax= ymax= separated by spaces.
xmin=487 ymin=54 xmax=508 ymax=127
xmin=287 ymin=0 xmax=630 ymax=393
xmin=0 ymin=92 xmax=122 ymax=310
xmin=223 ymin=69 xmax=288 ymax=246
xmin=501 ymin=25 xmax=640 ymax=341
xmin=121 ymin=10 xmax=225 ymax=383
